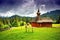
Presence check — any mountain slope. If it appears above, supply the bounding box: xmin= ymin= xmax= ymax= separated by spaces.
xmin=41 ymin=10 xmax=60 ymax=20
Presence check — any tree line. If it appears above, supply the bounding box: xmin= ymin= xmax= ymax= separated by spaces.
xmin=0 ymin=15 xmax=32 ymax=31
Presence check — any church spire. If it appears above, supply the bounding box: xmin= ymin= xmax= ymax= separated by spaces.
xmin=36 ymin=8 xmax=41 ymax=21
xmin=37 ymin=8 xmax=40 ymax=16
xmin=38 ymin=8 xmax=39 ymax=12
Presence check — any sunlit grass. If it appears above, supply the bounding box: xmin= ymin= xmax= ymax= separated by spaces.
xmin=0 ymin=24 xmax=60 ymax=40
xmin=52 ymin=24 xmax=60 ymax=27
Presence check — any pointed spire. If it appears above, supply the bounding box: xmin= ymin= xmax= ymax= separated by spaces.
xmin=36 ymin=8 xmax=41 ymax=21
xmin=37 ymin=8 xmax=40 ymax=14
xmin=38 ymin=8 xmax=39 ymax=12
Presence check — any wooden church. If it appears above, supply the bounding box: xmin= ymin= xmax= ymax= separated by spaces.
xmin=30 ymin=9 xmax=53 ymax=27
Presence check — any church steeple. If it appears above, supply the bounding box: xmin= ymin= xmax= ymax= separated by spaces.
xmin=37 ymin=8 xmax=40 ymax=16
xmin=38 ymin=8 xmax=39 ymax=12
xmin=36 ymin=8 xmax=41 ymax=21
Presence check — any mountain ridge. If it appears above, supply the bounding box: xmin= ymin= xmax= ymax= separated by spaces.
xmin=0 ymin=10 xmax=60 ymax=20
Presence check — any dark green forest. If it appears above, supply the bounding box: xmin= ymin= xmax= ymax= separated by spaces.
xmin=0 ymin=15 xmax=32 ymax=31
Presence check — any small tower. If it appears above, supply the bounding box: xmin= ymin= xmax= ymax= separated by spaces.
xmin=36 ymin=9 xmax=41 ymax=21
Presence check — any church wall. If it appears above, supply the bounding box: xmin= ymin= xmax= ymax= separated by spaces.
xmin=31 ymin=22 xmax=52 ymax=27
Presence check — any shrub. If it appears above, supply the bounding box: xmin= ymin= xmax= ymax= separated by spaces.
xmin=0 ymin=24 xmax=10 ymax=31
xmin=20 ymin=22 xmax=24 ymax=26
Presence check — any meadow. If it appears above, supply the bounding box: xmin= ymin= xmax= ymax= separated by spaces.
xmin=0 ymin=24 xmax=60 ymax=40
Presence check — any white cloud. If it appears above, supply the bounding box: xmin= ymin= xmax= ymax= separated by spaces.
xmin=0 ymin=10 xmax=15 ymax=17
xmin=0 ymin=0 xmax=48 ymax=17
xmin=12 ymin=0 xmax=37 ymax=17
xmin=40 ymin=4 xmax=47 ymax=14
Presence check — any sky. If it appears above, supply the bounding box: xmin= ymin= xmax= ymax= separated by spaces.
xmin=0 ymin=0 xmax=60 ymax=17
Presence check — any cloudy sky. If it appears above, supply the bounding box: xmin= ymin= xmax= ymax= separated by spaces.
xmin=0 ymin=0 xmax=60 ymax=17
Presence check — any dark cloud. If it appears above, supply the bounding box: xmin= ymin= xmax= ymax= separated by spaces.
xmin=34 ymin=0 xmax=55 ymax=7
xmin=0 ymin=0 xmax=24 ymax=5
xmin=34 ymin=0 xmax=60 ymax=11
xmin=55 ymin=0 xmax=60 ymax=5
xmin=0 ymin=0 xmax=60 ymax=17
xmin=0 ymin=0 xmax=25 ymax=13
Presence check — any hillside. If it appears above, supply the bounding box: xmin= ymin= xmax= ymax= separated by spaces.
xmin=41 ymin=10 xmax=60 ymax=20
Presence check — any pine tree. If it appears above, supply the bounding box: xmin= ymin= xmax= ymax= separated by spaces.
xmin=57 ymin=16 xmax=60 ymax=24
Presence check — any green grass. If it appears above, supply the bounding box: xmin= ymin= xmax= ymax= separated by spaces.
xmin=52 ymin=24 xmax=60 ymax=27
xmin=0 ymin=24 xmax=60 ymax=40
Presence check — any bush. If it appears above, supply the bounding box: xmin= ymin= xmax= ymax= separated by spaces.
xmin=0 ymin=24 xmax=10 ymax=31
xmin=20 ymin=22 xmax=24 ymax=26
xmin=11 ymin=21 xmax=18 ymax=27
xmin=56 ymin=16 xmax=60 ymax=24
xmin=4 ymin=25 xmax=10 ymax=29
